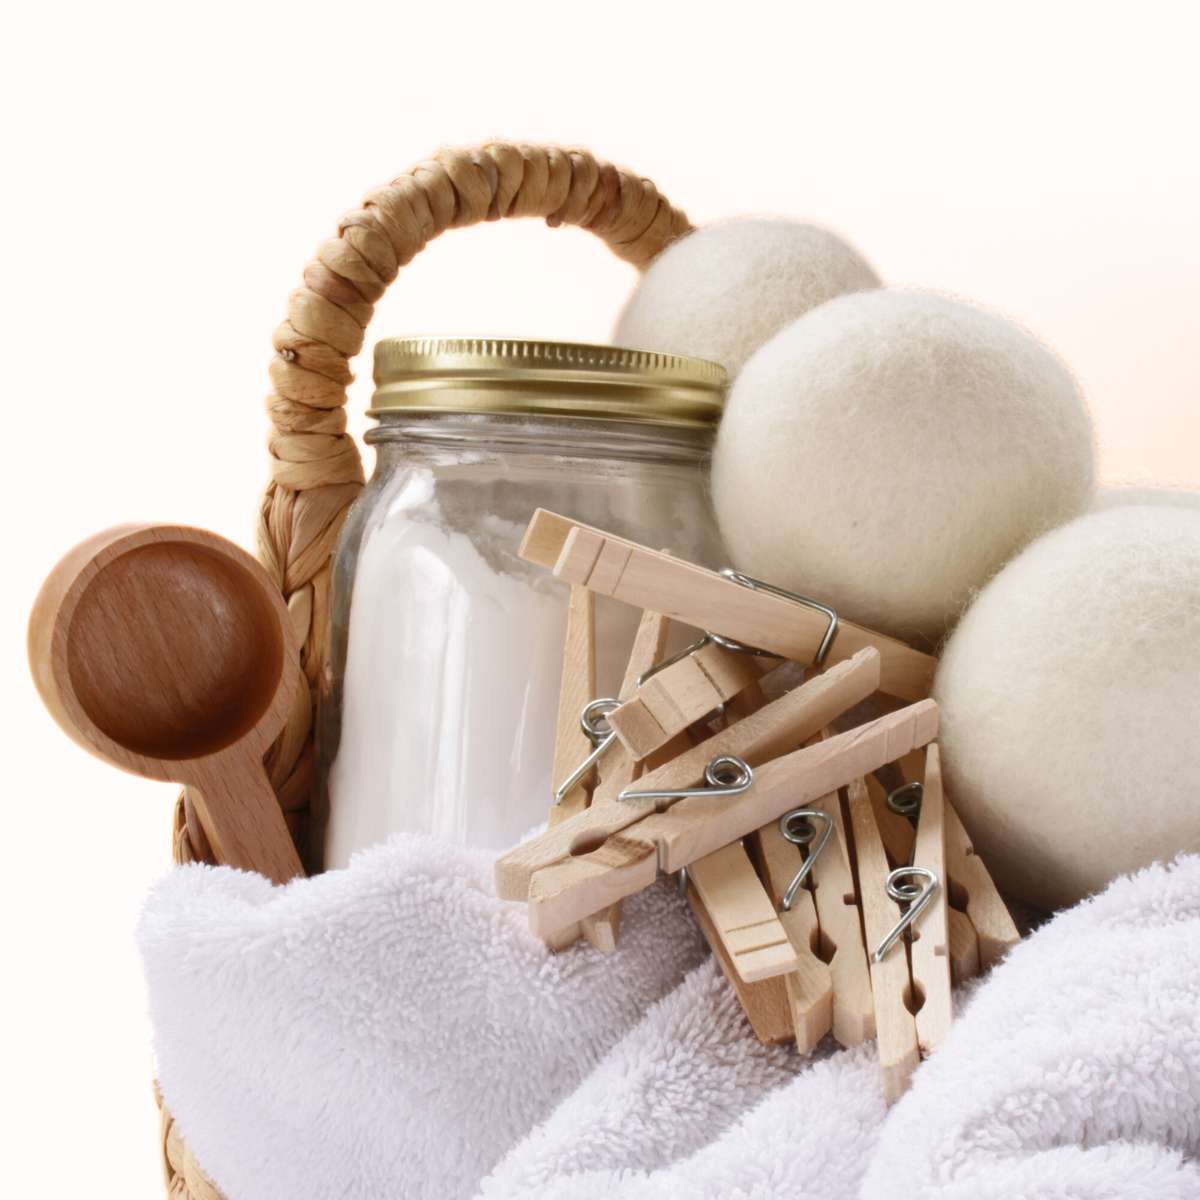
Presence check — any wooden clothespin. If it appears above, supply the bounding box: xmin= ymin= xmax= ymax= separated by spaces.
xmin=809 ymin=802 xmax=876 ymax=1047
xmin=607 ymin=639 xmax=771 ymax=759
xmin=850 ymin=743 xmax=957 ymax=1101
xmin=495 ymin=647 xmax=885 ymax=908
xmin=550 ymin=585 xmax=597 ymax=825
xmin=909 ymin=744 xmax=952 ymax=1057
xmin=523 ymin=692 xmax=938 ymax=938
xmin=683 ymin=880 xmax=795 ymax=1044
xmin=583 ymin=607 xmax=673 ymax=950
xmin=868 ymin=747 xmax=1018 ymax=976
xmin=751 ymin=818 xmax=834 ymax=1050
xmin=867 ymin=758 xmax=978 ymax=986
xmin=542 ymin=584 xmax=597 ymax=951
xmin=671 ymin=679 xmax=837 ymax=1048
xmin=665 ymin=663 xmax=810 ymax=1021
xmin=846 ymin=776 xmax=920 ymax=1104
xmin=519 ymin=509 xmax=936 ymax=702
xmin=801 ymin=740 xmax=875 ymax=1048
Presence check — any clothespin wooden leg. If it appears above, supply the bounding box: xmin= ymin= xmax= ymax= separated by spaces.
xmin=944 ymin=795 xmax=1020 ymax=968
xmin=948 ymin=905 xmax=980 ymax=985
xmin=583 ymin=608 xmax=672 ymax=951
xmin=549 ymin=585 xmax=597 ymax=825
xmin=847 ymin=777 xmax=920 ymax=1104
xmin=543 ymin=585 xmax=597 ymax=950
xmin=806 ymin=784 xmax=875 ymax=1048
xmin=684 ymin=879 xmax=795 ymax=1045
xmin=910 ymin=745 xmax=952 ymax=1057
xmin=687 ymin=841 xmax=802 ymax=983
xmin=579 ymin=909 xmax=620 ymax=952
xmin=752 ymin=821 xmax=834 ymax=1052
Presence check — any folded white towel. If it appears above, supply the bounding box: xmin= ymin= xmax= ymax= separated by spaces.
xmin=139 ymin=842 xmax=1200 ymax=1200
xmin=138 ymin=837 xmax=706 ymax=1200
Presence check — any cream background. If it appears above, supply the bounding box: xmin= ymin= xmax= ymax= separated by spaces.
xmin=2 ymin=0 xmax=1197 ymax=1191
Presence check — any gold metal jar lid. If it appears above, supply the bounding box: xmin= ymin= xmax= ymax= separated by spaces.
xmin=370 ymin=337 xmax=727 ymax=428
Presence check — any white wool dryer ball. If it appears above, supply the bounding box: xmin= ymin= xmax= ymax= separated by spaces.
xmin=1094 ymin=485 xmax=1200 ymax=511
xmin=935 ymin=505 xmax=1200 ymax=911
xmin=614 ymin=218 xmax=879 ymax=375
xmin=711 ymin=288 xmax=1095 ymax=644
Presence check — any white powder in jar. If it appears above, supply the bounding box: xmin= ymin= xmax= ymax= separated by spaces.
xmin=324 ymin=503 xmax=634 ymax=865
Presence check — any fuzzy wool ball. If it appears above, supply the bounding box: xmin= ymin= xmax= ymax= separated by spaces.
xmin=711 ymin=289 xmax=1095 ymax=644
xmin=614 ymin=218 xmax=880 ymax=375
xmin=1094 ymin=485 xmax=1200 ymax=512
xmin=935 ymin=505 xmax=1200 ymax=911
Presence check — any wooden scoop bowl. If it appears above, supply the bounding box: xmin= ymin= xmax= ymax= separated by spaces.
xmin=29 ymin=524 xmax=305 ymax=884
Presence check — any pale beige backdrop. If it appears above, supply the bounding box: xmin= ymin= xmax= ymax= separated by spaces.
xmin=2 ymin=0 xmax=1197 ymax=1192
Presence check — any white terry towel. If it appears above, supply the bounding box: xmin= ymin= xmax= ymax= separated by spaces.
xmin=139 ymin=844 xmax=1200 ymax=1200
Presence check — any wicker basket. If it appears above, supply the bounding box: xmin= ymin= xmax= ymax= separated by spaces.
xmin=157 ymin=141 xmax=692 ymax=1199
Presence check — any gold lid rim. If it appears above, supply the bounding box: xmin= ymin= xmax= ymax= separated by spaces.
xmin=370 ymin=336 xmax=727 ymax=428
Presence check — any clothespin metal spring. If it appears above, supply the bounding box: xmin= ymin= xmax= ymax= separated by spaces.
xmin=777 ymin=807 xmax=833 ymax=912
xmin=554 ymin=696 xmax=620 ymax=804
xmin=872 ymin=866 xmax=940 ymax=963
xmin=716 ymin=569 xmax=840 ymax=667
xmin=618 ymin=753 xmax=753 ymax=807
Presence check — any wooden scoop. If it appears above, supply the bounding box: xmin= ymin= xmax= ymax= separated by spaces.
xmin=29 ymin=524 xmax=305 ymax=884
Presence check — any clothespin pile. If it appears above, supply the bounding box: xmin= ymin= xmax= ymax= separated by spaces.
xmin=497 ymin=510 xmax=1020 ymax=1103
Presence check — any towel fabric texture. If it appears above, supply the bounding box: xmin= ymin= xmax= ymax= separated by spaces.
xmin=138 ymin=841 xmax=1200 ymax=1199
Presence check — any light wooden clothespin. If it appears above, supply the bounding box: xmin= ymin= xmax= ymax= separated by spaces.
xmin=865 ymin=774 xmax=983 ymax=983
xmin=850 ymin=744 xmax=955 ymax=1101
xmin=518 ymin=509 xmax=936 ymax=702
xmin=607 ymin=639 xmax=772 ymax=760
xmin=664 ymin=658 xmax=811 ymax=1010
xmin=809 ymin=798 xmax=876 ymax=1047
xmin=692 ymin=690 xmax=843 ymax=1047
xmin=665 ymin=676 xmax=837 ymax=1048
xmin=590 ymin=608 xmax=672 ymax=808
xmin=550 ymin=585 xmax=597 ymax=824
xmin=802 ymin=737 xmax=876 ymax=1048
xmin=543 ymin=584 xmax=597 ymax=951
xmin=583 ymin=607 xmax=673 ymax=950
xmin=683 ymin=881 xmax=795 ymax=1044
xmin=909 ymin=744 xmax=952 ymax=1057
xmin=846 ymin=776 xmax=920 ymax=1104
xmin=523 ymin=695 xmax=938 ymax=938
xmin=752 ymin=818 xmax=834 ymax=1050
xmin=868 ymin=748 xmax=1018 ymax=975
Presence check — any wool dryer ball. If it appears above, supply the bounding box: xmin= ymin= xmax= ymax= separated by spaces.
xmin=614 ymin=218 xmax=880 ymax=375
xmin=934 ymin=505 xmax=1200 ymax=911
xmin=711 ymin=289 xmax=1095 ymax=644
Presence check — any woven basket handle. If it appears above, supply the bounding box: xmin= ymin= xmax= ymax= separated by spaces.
xmin=174 ymin=143 xmax=692 ymax=869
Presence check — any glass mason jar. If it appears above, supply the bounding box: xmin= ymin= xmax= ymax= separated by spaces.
xmin=316 ymin=338 xmax=728 ymax=868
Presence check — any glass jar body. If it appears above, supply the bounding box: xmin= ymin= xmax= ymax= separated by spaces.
xmin=317 ymin=411 xmax=724 ymax=868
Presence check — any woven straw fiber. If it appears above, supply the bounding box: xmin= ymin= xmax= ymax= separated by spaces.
xmin=158 ymin=142 xmax=691 ymax=1200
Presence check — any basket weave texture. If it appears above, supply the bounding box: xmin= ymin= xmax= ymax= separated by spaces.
xmin=159 ymin=142 xmax=691 ymax=1199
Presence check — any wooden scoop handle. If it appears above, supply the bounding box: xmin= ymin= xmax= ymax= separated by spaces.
xmin=185 ymin=746 xmax=304 ymax=884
